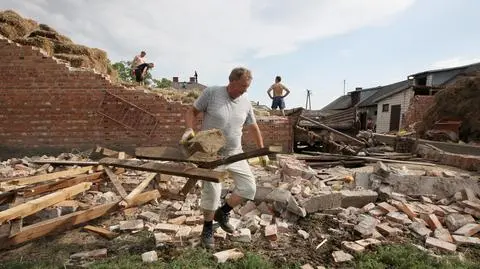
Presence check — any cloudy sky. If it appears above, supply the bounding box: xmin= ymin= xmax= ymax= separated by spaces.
xmin=2 ymin=0 xmax=480 ymax=109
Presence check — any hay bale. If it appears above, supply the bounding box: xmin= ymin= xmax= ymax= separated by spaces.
xmin=1 ymin=10 xmax=116 ymax=79
xmin=38 ymin=23 xmax=56 ymax=33
xmin=0 ymin=24 xmax=16 ymax=39
xmin=14 ymin=36 xmax=54 ymax=55
xmin=54 ymin=43 xmax=91 ymax=55
xmin=0 ymin=10 xmax=37 ymax=39
xmin=28 ymin=29 xmax=72 ymax=44
xmin=53 ymin=53 xmax=90 ymax=68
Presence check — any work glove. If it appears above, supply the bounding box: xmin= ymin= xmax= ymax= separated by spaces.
xmin=180 ymin=128 xmax=195 ymax=144
xmin=259 ymin=155 xmax=270 ymax=167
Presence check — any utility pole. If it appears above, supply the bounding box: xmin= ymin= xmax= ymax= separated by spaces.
xmin=343 ymin=79 xmax=346 ymax=95
xmin=305 ymin=89 xmax=312 ymax=110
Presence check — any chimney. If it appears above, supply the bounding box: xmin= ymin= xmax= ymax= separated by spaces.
xmin=351 ymin=91 xmax=361 ymax=106
xmin=173 ymin=77 xmax=179 ymax=83
xmin=189 ymin=77 xmax=196 ymax=83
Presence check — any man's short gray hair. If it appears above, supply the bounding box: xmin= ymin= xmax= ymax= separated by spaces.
xmin=229 ymin=67 xmax=252 ymax=82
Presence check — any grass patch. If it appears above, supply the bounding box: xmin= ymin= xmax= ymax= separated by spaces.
xmin=90 ymin=248 xmax=298 ymax=269
xmin=356 ymin=244 xmax=480 ymax=269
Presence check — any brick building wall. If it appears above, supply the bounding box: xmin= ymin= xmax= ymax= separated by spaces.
xmin=403 ymin=95 xmax=435 ymax=128
xmin=0 ymin=36 xmax=292 ymax=159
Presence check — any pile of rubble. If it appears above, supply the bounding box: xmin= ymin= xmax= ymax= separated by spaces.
xmin=0 ymin=145 xmax=479 ymax=267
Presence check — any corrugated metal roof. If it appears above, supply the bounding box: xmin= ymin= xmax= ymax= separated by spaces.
xmin=409 ymin=62 xmax=480 ymax=77
xmin=320 ymin=88 xmax=379 ymax=113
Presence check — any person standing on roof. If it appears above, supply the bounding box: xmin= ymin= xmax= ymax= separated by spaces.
xmin=180 ymin=67 xmax=269 ymax=249
xmin=267 ymin=76 xmax=290 ymax=116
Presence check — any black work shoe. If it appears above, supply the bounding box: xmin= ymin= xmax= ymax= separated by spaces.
xmin=201 ymin=226 xmax=214 ymax=249
xmin=214 ymin=208 xmax=235 ymax=233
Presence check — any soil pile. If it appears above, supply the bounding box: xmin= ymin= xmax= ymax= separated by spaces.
xmin=421 ymin=71 xmax=480 ymax=142
xmin=0 ymin=10 xmax=117 ymax=80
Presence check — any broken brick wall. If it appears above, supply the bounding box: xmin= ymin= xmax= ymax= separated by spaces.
xmin=403 ymin=95 xmax=435 ymax=128
xmin=0 ymin=36 xmax=293 ymax=158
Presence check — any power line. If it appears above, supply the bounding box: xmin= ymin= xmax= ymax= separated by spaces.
xmin=305 ymin=89 xmax=312 ymax=110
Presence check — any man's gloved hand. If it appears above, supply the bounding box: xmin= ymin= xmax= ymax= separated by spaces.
xmin=259 ymin=155 xmax=270 ymax=167
xmin=180 ymin=128 xmax=195 ymax=144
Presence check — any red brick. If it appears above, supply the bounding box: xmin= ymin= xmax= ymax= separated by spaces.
xmin=453 ymin=223 xmax=480 ymax=237
xmin=423 ymin=214 xmax=443 ymax=230
xmin=377 ymin=202 xmax=398 ymax=213
xmin=425 ymin=237 xmax=457 ymax=252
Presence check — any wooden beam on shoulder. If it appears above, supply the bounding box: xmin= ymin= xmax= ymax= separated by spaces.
xmin=99 ymin=158 xmax=227 ymax=182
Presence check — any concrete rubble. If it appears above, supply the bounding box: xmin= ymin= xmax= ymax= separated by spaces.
xmin=0 ymin=149 xmax=479 ymax=267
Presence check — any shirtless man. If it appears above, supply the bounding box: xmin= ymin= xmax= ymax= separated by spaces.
xmin=267 ymin=76 xmax=290 ymax=116
xmin=131 ymin=51 xmax=146 ymax=70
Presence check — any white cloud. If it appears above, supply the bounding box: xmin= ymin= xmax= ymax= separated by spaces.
xmin=1 ymin=0 xmax=414 ymax=84
xmin=431 ymin=57 xmax=480 ymax=69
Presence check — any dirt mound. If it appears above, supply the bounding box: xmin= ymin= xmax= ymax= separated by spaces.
xmin=0 ymin=10 xmax=117 ymax=80
xmin=421 ymin=71 xmax=480 ymax=142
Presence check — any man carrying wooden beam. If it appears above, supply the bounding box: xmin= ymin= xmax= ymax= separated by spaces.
xmin=181 ymin=67 xmax=268 ymax=249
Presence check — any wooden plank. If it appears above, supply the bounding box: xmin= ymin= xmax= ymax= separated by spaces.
xmin=2 ymin=188 xmax=160 ymax=248
xmin=299 ymin=115 xmax=366 ymax=145
xmin=136 ymin=147 xmax=275 ymax=169
xmin=0 ymin=191 xmax=15 ymax=206
xmin=21 ymin=172 xmax=104 ymax=198
xmin=135 ymin=146 xmax=214 ymax=163
xmin=104 ymin=167 xmax=128 ymax=198
xmin=119 ymin=173 xmax=156 ymax=207
xmin=297 ymin=153 xmax=436 ymax=166
xmin=8 ymin=194 xmax=24 ymax=236
xmin=83 ymin=225 xmax=118 ymax=239
xmin=126 ymin=190 xmax=160 ymax=207
xmin=99 ymin=158 xmax=228 ymax=182
xmin=31 ymin=160 xmax=99 ymax=166
xmin=0 ymin=166 xmax=94 ymax=189
xmin=0 ymin=182 xmax=92 ymax=224
xmin=200 ymin=147 xmax=274 ymax=169
xmin=2 ymin=202 xmax=118 ymax=249
xmin=0 ymin=223 xmax=11 ymax=241
xmin=179 ymin=178 xmax=198 ymax=196
xmin=10 ymin=219 xmax=22 ymax=235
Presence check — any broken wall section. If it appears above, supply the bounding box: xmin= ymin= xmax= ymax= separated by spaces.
xmin=403 ymin=95 xmax=435 ymax=129
xmin=0 ymin=36 xmax=293 ymax=158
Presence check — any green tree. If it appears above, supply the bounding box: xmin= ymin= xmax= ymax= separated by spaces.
xmin=112 ymin=60 xmax=133 ymax=82
xmin=153 ymin=78 xmax=172 ymax=88
xmin=112 ymin=60 xmax=168 ymax=87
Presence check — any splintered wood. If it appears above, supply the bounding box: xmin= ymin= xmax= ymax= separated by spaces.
xmin=0 ymin=166 xmax=94 ymax=191
xmin=0 ymin=182 xmax=92 ymax=224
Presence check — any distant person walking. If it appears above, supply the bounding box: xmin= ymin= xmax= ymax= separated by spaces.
xmin=267 ymin=76 xmax=290 ymax=116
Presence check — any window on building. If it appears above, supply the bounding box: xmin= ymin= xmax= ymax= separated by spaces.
xmin=382 ymin=104 xmax=389 ymax=112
